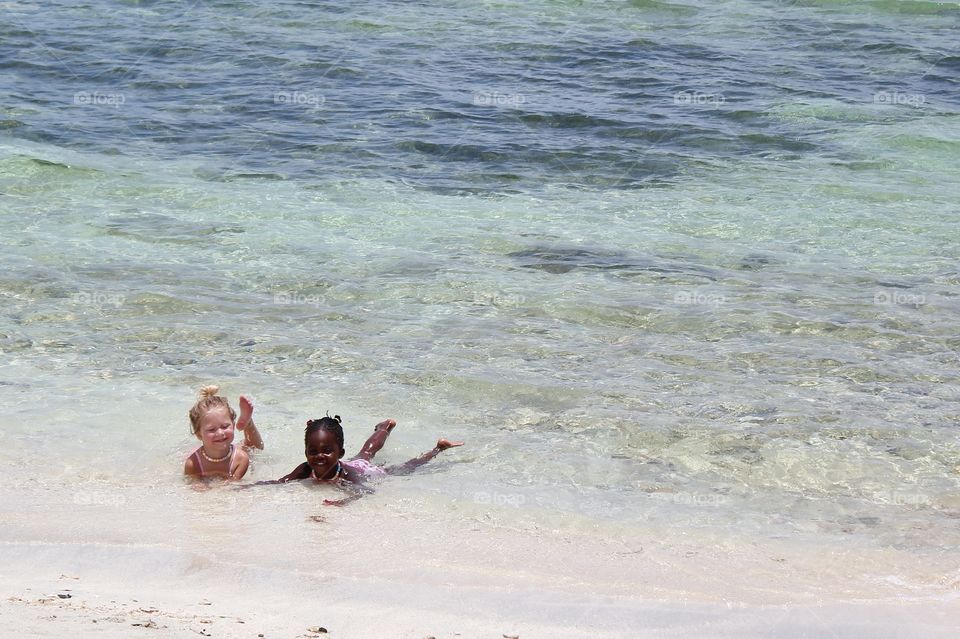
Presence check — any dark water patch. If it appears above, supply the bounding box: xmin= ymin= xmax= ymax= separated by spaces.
xmin=478 ymin=172 xmax=523 ymax=183
xmin=416 ymin=108 xmax=482 ymax=123
xmin=389 ymin=138 xmax=686 ymax=191
xmin=162 ymin=357 xmax=198 ymax=366
xmin=738 ymin=254 xmax=784 ymax=271
xmin=95 ymin=213 xmax=245 ymax=245
xmin=875 ymin=279 xmax=928 ymax=290
xmin=860 ymin=42 xmax=925 ymax=56
xmin=222 ymin=172 xmax=288 ymax=181
xmin=30 ymin=158 xmax=73 ymax=169
xmin=831 ymin=159 xmax=894 ymax=171
xmin=931 ymin=56 xmax=960 ymax=71
xmin=0 ymin=157 xmax=106 ymax=179
xmin=596 ymin=124 xmax=706 ymax=144
xmin=0 ymin=59 xmax=64 ymax=73
xmin=924 ymin=56 xmax=960 ymax=86
xmin=1 ymin=0 xmax=955 ymax=193
xmin=626 ymin=0 xmax=699 ymax=16
xmin=0 ymin=335 xmax=34 ymax=352
xmin=669 ymin=43 xmax=744 ymax=67
xmin=399 ymin=180 xmax=521 ymax=198
xmin=397 ymin=140 xmax=509 ymax=163
xmin=517 ymin=112 xmax=628 ymax=130
xmin=862 ymin=0 xmax=960 ymax=16
xmin=737 ymin=134 xmax=819 ymax=154
xmin=344 ymin=19 xmax=395 ymax=33
xmin=718 ymin=110 xmax=772 ymax=125
xmin=128 ymin=78 xmax=221 ymax=91
xmin=507 ymin=246 xmax=719 ymax=280
xmin=508 ymin=247 xmax=635 ymax=274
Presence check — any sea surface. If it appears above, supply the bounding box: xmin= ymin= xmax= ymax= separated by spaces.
xmin=1 ymin=0 xmax=959 ymax=626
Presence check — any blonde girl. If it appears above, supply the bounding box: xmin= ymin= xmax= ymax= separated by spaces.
xmin=184 ymin=385 xmax=264 ymax=479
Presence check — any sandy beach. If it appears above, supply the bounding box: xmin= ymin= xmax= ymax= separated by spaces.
xmin=3 ymin=542 xmax=958 ymax=638
xmin=3 ymin=480 xmax=958 ymax=638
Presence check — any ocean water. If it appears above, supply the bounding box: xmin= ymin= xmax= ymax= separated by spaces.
xmin=1 ymin=0 xmax=959 ymax=628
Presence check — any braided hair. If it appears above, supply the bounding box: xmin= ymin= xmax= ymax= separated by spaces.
xmin=305 ymin=414 xmax=344 ymax=451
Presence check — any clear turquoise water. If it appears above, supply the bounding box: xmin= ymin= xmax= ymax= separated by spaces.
xmin=1 ymin=0 xmax=959 ymax=566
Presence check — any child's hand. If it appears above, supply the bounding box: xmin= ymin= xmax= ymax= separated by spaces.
xmin=323 ymin=493 xmax=363 ymax=507
xmin=435 ymin=438 xmax=464 ymax=451
xmin=237 ymin=395 xmax=255 ymax=430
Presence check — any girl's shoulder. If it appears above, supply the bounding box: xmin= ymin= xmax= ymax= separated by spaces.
xmin=184 ymin=448 xmax=201 ymax=475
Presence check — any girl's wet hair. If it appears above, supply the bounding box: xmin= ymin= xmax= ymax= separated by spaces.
xmin=305 ymin=414 xmax=344 ymax=450
xmin=187 ymin=385 xmax=236 ymax=436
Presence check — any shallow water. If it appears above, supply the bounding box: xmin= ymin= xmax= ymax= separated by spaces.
xmin=1 ymin=0 xmax=959 ymax=609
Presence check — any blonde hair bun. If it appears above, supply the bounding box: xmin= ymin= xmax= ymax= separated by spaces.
xmin=199 ymin=385 xmax=220 ymax=399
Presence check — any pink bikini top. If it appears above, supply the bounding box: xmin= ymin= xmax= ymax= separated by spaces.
xmin=190 ymin=445 xmax=240 ymax=478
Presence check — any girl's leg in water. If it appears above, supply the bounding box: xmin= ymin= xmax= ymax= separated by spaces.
xmin=354 ymin=419 xmax=397 ymax=461
xmin=319 ymin=437 xmax=462 ymax=510
xmin=385 ymin=438 xmax=464 ymax=475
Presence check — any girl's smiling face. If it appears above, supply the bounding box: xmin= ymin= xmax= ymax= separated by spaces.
xmin=197 ymin=406 xmax=235 ymax=452
xmin=305 ymin=428 xmax=344 ymax=480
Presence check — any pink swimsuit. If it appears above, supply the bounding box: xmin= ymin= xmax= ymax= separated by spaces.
xmin=189 ymin=445 xmax=240 ymax=478
xmin=341 ymin=458 xmax=387 ymax=479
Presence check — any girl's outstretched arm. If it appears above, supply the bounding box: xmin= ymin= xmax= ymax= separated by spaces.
xmin=322 ymin=480 xmax=374 ymax=507
xmin=278 ymin=461 xmax=312 ymax=483
xmin=236 ymin=395 xmax=264 ymax=450
xmin=323 ymin=493 xmax=364 ymax=507
xmin=385 ymin=438 xmax=464 ymax=476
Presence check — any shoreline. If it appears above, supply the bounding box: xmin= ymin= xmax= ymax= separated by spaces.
xmin=3 ymin=497 xmax=958 ymax=639
xmin=2 ymin=540 xmax=957 ymax=639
